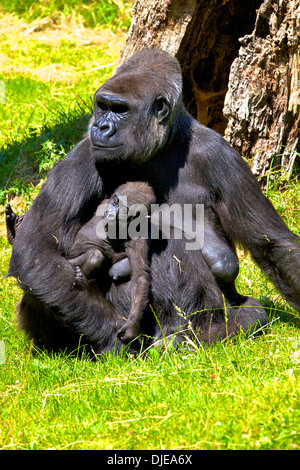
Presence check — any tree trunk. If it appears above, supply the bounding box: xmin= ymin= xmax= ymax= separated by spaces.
xmin=223 ymin=0 xmax=300 ymax=180
xmin=118 ymin=0 xmax=300 ymax=181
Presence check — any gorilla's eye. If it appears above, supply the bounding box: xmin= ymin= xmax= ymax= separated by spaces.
xmin=110 ymin=104 xmax=128 ymax=114
xmin=155 ymin=98 xmax=165 ymax=112
xmin=98 ymin=101 xmax=108 ymax=111
xmin=112 ymin=195 xmax=119 ymax=206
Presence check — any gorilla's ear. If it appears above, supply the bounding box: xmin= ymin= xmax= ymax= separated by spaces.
xmin=154 ymin=96 xmax=171 ymax=123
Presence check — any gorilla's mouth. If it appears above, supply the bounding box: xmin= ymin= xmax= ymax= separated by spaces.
xmin=92 ymin=144 xmax=122 ymax=151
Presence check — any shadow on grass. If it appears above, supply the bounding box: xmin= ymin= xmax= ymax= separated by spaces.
xmin=260 ymin=296 xmax=300 ymax=328
xmin=0 ymin=99 xmax=93 ymax=203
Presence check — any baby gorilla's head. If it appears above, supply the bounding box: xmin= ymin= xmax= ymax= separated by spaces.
xmin=104 ymin=182 xmax=156 ymax=235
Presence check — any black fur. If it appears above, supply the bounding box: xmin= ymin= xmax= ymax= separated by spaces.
xmin=7 ymin=49 xmax=300 ymax=354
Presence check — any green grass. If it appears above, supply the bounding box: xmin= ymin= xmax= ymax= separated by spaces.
xmin=0 ymin=0 xmax=133 ymax=30
xmin=0 ymin=309 xmax=300 ymax=450
xmin=0 ymin=2 xmax=300 ymax=451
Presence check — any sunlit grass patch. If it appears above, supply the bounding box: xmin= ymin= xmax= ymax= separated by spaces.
xmin=0 ymin=0 xmax=133 ymax=30
xmin=0 ymin=330 xmax=299 ymax=450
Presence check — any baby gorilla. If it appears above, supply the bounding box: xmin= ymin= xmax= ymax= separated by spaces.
xmin=67 ymin=181 xmax=156 ymax=344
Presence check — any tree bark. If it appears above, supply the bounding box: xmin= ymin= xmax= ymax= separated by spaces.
xmin=118 ymin=0 xmax=300 ymax=180
xmin=224 ymin=0 xmax=300 ymax=180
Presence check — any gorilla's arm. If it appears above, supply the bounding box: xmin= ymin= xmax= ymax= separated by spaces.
xmin=193 ymin=124 xmax=300 ymax=313
xmin=7 ymin=138 xmax=123 ymax=352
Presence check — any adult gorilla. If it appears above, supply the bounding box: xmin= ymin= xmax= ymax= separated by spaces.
xmin=7 ymin=49 xmax=300 ymax=354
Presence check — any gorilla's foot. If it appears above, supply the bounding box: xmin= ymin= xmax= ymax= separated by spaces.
xmin=5 ymin=204 xmax=25 ymax=245
xmin=200 ymin=296 xmax=268 ymax=345
xmin=5 ymin=204 xmax=17 ymax=244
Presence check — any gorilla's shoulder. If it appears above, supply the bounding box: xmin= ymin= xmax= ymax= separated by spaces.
xmin=190 ymin=120 xmax=240 ymax=165
xmin=63 ymin=137 xmax=93 ymax=163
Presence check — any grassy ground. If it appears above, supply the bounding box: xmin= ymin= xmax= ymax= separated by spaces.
xmin=0 ymin=2 xmax=300 ymax=451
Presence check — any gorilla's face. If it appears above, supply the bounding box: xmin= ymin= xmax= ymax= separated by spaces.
xmin=90 ymin=50 xmax=183 ymax=163
xmin=91 ymin=78 xmax=172 ymax=163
